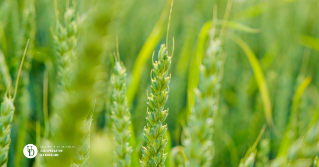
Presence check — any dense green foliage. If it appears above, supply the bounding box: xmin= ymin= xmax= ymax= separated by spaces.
xmin=0 ymin=0 xmax=319 ymax=167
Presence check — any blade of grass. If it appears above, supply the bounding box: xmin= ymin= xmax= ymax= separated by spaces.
xmin=230 ymin=35 xmax=279 ymax=136
xmin=187 ymin=21 xmax=211 ymax=115
xmin=278 ymin=76 xmax=312 ymax=156
xmin=127 ymin=0 xmax=171 ymax=107
xmin=223 ymin=21 xmax=260 ymax=33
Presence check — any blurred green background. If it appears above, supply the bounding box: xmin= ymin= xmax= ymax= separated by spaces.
xmin=0 ymin=0 xmax=319 ymax=166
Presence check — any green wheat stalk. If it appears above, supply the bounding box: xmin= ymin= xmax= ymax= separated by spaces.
xmin=182 ymin=26 xmax=225 ymax=167
xmin=111 ymin=59 xmax=132 ymax=167
xmin=140 ymin=44 xmax=172 ymax=167
xmin=0 ymin=41 xmax=29 ymax=167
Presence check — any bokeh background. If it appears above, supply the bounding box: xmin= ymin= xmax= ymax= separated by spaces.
xmin=0 ymin=0 xmax=319 ymax=166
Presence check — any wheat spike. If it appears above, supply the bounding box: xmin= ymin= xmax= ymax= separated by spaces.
xmin=111 ymin=60 xmax=132 ymax=167
xmin=140 ymin=44 xmax=172 ymax=167
xmin=182 ymin=25 xmax=225 ymax=167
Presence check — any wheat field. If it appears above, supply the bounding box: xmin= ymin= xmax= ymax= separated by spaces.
xmin=0 ymin=0 xmax=319 ymax=166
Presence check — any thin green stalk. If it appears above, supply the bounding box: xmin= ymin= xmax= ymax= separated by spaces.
xmin=231 ymin=34 xmax=280 ymax=136
xmin=14 ymin=0 xmax=36 ymax=165
xmin=140 ymin=44 xmax=172 ymax=167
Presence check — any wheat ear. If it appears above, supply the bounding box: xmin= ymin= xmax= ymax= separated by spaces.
xmin=268 ymin=122 xmax=319 ymax=167
xmin=53 ymin=0 xmax=78 ymax=92
xmin=140 ymin=44 xmax=172 ymax=167
xmin=50 ymin=0 xmax=78 ymax=136
xmin=182 ymin=26 xmax=225 ymax=167
xmin=111 ymin=60 xmax=132 ymax=167
xmin=0 ymin=41 xmax=29 ymax=166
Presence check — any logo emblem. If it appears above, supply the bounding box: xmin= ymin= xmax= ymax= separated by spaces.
xmin=23 ymin=144 xmax=38 ymax=158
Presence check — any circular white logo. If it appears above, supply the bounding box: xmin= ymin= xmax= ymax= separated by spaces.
xmin=23 ymin=144 xmax=38 ymax=158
